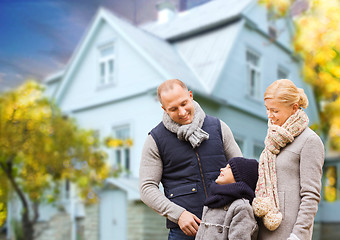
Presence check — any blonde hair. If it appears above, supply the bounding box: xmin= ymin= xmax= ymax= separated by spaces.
xmin=264 ymin=79 xmax=309 ymax=109
xmin=157 ymin=79 xmax=188 ymax=104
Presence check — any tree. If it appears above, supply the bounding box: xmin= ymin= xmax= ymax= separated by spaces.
xmin=0 ymin=177 xmax=7 ymax=228
xmin=259 ymin=0 xmax=340 ymax=149
xmin=0 ymin=81 xmax=111 ymax=240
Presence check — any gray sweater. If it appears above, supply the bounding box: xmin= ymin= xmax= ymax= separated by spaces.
xmin=139 ymin=120 xmax=242 ymax=224
xmin=195 ymin=199 xmax=258 ymax=240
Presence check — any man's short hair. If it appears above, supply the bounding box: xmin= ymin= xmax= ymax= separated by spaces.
xmin=157 ymin=79 xmax=188 ymax=104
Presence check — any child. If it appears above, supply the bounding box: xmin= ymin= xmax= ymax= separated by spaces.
xmin=195 ymin=157 xmax=259 ymax=240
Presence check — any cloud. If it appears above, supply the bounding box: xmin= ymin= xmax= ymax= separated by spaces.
xmin=0 ymin=55 xmax=63 ymax=85
xmin=0 ymin=71 xmax=25 ymax=91
xmin=0 ymin=0 xmax=162 ymax=90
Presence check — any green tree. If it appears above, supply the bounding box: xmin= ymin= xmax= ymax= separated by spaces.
xmin=0 ymin=81 xmax=111 ymax=240
xmin=259 ymin=0 xmax=340 ymax=149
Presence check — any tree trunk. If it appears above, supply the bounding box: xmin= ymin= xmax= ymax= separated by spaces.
xmin=22 ymin=211 xmax=34 ymax=240
xmin=0 ymin=159 xmax=35 ymax=240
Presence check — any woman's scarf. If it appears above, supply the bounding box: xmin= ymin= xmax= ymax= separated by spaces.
xmin=204 ymin=182 xmax=255 ymax=209
xmin=162 ymin=100 xmax=209 ymax=148
xmin=252 ymin=109 xmax=309 ymax=231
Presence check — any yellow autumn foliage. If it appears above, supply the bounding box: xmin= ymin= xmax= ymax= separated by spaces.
xmin=0 ymin=80 xmax=115 ymax=230
xmin=261 ymin=0 xmax=340 ymax=150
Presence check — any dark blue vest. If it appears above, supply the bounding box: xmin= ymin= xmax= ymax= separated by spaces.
xmin=150 ymin=115 xmax=227 ymax=228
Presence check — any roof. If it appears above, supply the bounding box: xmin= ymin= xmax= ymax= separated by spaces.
xmin=142 ymin=0 xmax=253 ymax=40
xmin=101 ymin=8 xmax=208 ymax=94
xmin=175 ymin=20 xmax=243 ymax=92
xmin=105 ymin=177 xmax=140 ymax=200
xmin=44 ymin=69 xmax=65 ymax=83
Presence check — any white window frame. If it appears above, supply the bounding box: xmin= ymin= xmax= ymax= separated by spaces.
xmin=112 ymin=125 xmax=131 ymax=175
xmin=246 ymin=49 xmax=262 ymax=100
xmin=98 ymin=43 xmax=115 ymax=86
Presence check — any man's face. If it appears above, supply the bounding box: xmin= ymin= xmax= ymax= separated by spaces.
xmin=161 ymin=84 xmax=195 ymax=125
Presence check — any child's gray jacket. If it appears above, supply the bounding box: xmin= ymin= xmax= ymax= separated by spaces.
xmin=195 ymin=198 xmax=258 ymax=240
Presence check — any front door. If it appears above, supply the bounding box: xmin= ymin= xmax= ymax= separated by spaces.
xmin=99 ymin=189 xmax=127 ymax=240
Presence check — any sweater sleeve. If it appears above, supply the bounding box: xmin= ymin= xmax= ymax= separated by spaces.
xmin=220 ymin=120 xmax=243 ymax=160
xmin=139 ymin=134 xmax=186 ymax=224
xmin=292 ymin=134 xmax=324 ymax=239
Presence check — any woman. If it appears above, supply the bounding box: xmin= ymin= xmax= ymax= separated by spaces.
xmin=252 ymin=79 xmax=324 ymax=240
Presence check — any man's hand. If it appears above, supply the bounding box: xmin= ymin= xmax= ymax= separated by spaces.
xmin=178 ymin=210 xmax=201 ymax=236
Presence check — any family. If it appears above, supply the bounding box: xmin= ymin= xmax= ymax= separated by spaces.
xmin=139 ymin=79 xmax=324 ymax=240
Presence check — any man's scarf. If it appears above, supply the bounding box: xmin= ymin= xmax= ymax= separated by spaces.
xmin=162 ymin=101 xmax=209 ymax=148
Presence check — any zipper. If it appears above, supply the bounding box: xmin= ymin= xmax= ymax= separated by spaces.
xmin=195 ymin=152 xmax=208 ymax=198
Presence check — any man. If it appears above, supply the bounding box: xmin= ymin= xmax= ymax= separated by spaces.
xmin=139 ymin=79 xmax=242 ymax=239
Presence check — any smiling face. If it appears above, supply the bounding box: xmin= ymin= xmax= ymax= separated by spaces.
xmin=215 ymin=164 xmax=236 ymax=185
xmin=160 ymin=84 xmax=195 ymax=125
xmin=265 ymin=98 xmax=299 ymax=126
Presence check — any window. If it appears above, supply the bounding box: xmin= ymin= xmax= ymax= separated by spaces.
xmin=113 ymin=125 xmax=131 ymax=174
xmin=324 ymin=165 xmax=337 ymax=202
xmin=99 ymin=44 xmax=115 ymax=85
xmin=246 ymin=50 xmax=261 ymax=100
xmin=277 ymin=66 xmax=289 ymax=80
xmin=267 ymin=11 xmax=277 ymax=40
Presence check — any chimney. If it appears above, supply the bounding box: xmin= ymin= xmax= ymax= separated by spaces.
xmin=156 ymin=1 xmax=176 ymax=24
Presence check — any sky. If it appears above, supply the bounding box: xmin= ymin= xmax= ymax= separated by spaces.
xmin=0 ymin=0 xmax=190 ymax=91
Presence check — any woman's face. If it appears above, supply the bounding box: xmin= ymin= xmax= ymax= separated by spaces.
xmin=265 ymin=98 xmax=298 ymax=126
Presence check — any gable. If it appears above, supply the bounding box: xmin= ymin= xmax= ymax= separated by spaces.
xmin=53 ymin=8 xmax=207 ymax=112
xmin=57 ymin=19 xmax=163 ymax=112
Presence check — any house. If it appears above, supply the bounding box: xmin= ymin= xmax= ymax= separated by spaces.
xmin=6 ymin=0 xmax=325 ymax=239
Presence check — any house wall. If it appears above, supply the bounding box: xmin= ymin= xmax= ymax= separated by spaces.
xmin=83 ymin=204 xmax=100 ymax=240
xmin=196 ymin=97 xmax=267 ymax=159
xmin=34 ymin=213 xmax=72 ymax=240
xmin=127 ymin=201 xmax=168 ymax=240
xmin=70 ymin=93 xmax=162 ymax=178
